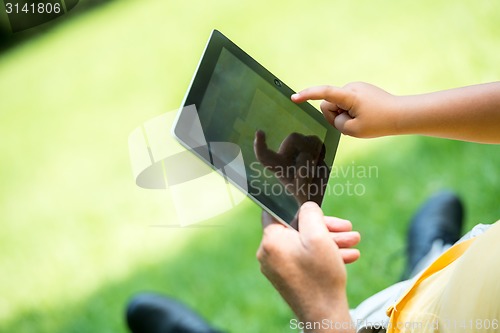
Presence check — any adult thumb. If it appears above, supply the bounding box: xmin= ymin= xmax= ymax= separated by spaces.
xmin=297 ymin=202 xmax=328 ymax=243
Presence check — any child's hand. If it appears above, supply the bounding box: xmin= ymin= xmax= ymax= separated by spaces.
xmin=292 ymin=82 xmax=400 ymax=138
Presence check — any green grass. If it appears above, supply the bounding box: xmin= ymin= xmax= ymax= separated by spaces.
xmin=0 ymin=0 xmax=499 ymax=332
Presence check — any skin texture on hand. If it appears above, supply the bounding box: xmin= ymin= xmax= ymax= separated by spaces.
xmin=257 ymin=202 xmax=359 ymax=333
xmin=292 ymin=81 xmax=500 ymax=143
xmin=293 ymin=82 xmax=398 ymax=138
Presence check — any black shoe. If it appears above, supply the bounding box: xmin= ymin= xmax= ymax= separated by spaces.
xmin=126 ymin=293 xmax=224 ymax=333
xmin=401 ymin=191 xmax=464 ymax=280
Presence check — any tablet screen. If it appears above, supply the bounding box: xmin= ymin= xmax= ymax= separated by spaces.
xmin=174 ymin=31 xmax=340 ymax=227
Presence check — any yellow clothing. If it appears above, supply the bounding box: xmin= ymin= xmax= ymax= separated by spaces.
xmin=387 ymin=222 xmax=500 ymax=333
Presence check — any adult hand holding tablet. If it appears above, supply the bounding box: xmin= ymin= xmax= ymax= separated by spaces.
xmin=172 ymin=30 xmax=341 ymax=228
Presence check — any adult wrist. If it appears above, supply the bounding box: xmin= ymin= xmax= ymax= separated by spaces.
xmin=299 ymin=292 xmax=354 ymax=333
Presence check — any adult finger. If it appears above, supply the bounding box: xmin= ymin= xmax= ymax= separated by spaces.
xmin=330 ymin=231 xmax=361 ymax=248
xmin=324 ymin=216 xmax=353 ymax=232
xmin=339 ymin=248 xmax=361 ymax=264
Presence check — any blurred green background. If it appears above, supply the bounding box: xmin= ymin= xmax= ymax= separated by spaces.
xmin=1 ymin=0 xmax=499 ymax=332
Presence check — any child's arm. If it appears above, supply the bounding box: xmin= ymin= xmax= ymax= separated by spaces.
xmin=292 ymin=82 xmax=500 ymax=144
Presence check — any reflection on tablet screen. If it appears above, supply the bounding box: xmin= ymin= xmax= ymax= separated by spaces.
xmin=196 ymin=48 xmax=330 ymax=225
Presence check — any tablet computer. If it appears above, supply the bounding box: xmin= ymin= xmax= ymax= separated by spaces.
xmin=172 ymin=30 xmax=341 ymax=229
